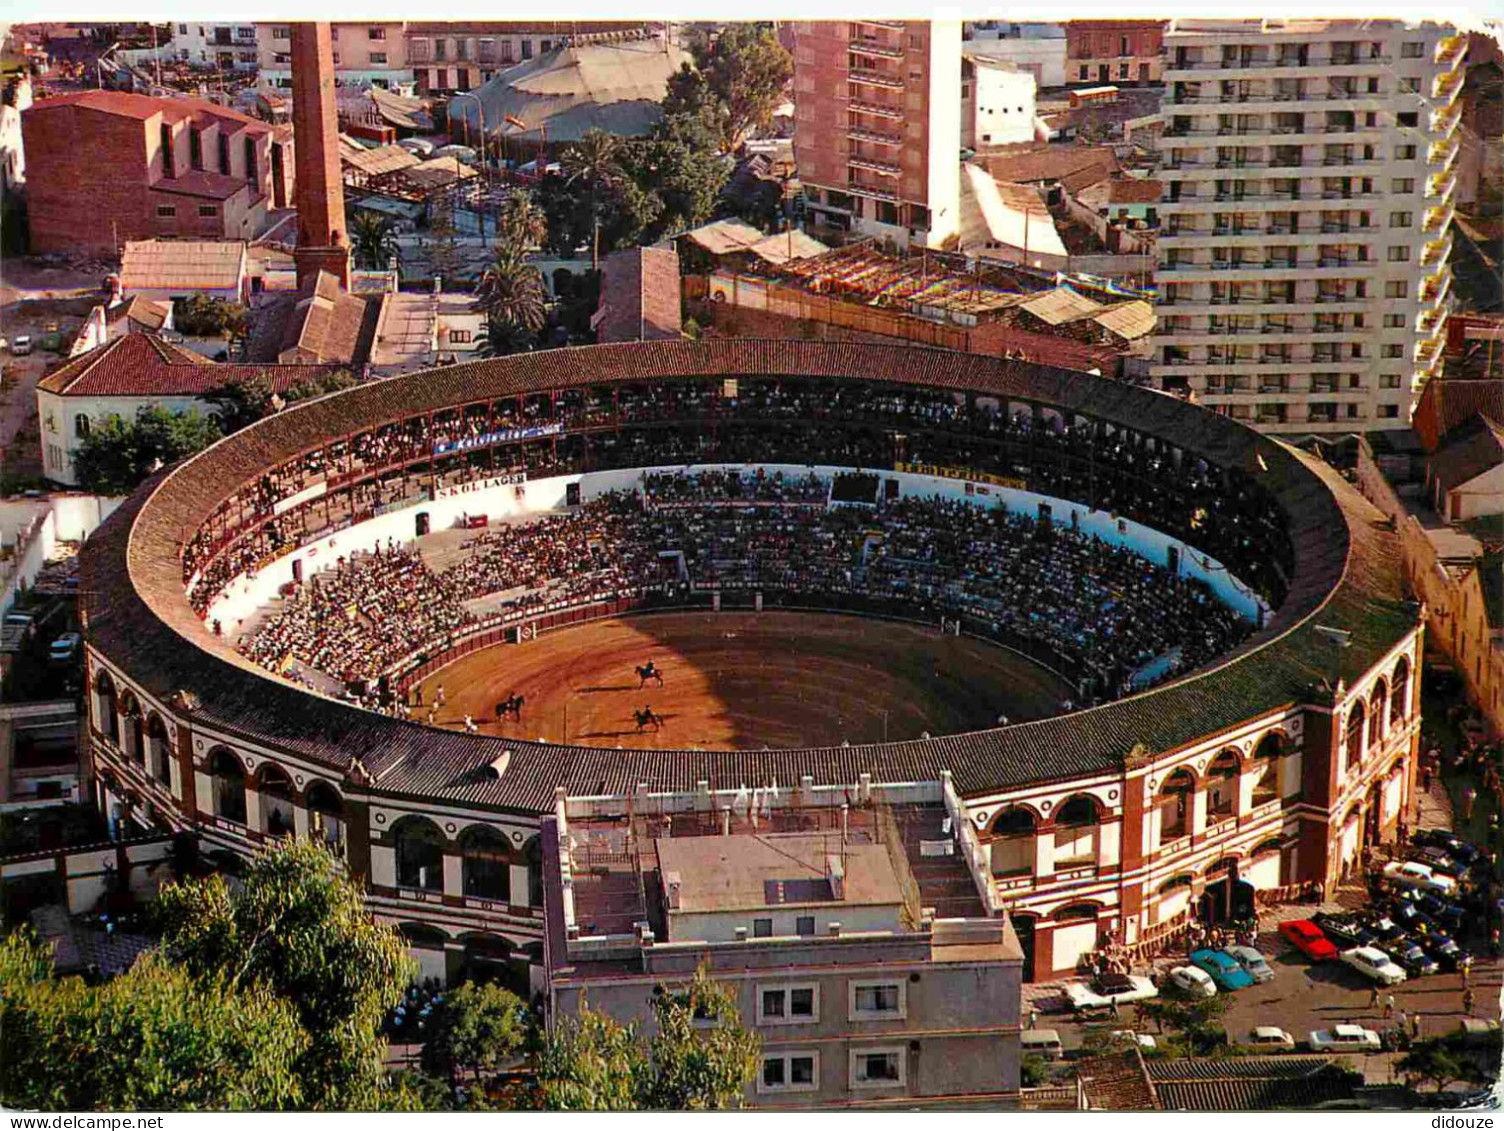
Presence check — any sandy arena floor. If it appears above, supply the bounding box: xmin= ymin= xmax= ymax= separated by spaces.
xmin=414 ymin=610 xmax=1072 ymax=750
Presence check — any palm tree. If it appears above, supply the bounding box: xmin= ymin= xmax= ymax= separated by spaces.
xmin=348 ymin=211 xmax=398 ymax=271
xmin=563 ymin=129 xmax=624 ymax=269
xmin=476 ymin=246 xmax=548 ymax=343
xmin=494 ymin=188 xmax=548 ymax=260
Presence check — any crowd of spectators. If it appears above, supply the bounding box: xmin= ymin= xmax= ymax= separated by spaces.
xmin=236 ymin=474 xmax=1253 ymax=707
xmin=183 ymin=379 xmax=1293 ymax=616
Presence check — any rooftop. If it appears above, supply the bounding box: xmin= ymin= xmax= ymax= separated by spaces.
xmin=1429 ymin=414 xmax=1504 ymax=494
xmin=594 ymin=246 xmax=682 ymax=344
xmin=119 ymin=240 xmax=247 ymax=293
xmin=25 ymin=90 xmax=272 ymax=134
xmin=981 ymin=146 xmax=1119 ymax=194
xmin=37 ymin=332 xmax=347 ymax=399
xmin=248 ymin=270 xmax=380 ymax=367
xmin=657 ymin=834 xmax=900 ymax=917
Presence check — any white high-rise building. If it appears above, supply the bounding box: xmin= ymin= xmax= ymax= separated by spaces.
xmin=1151 ymin=20 xmax=1466 ymax=434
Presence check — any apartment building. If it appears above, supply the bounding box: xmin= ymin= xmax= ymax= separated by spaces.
xmin=542 ymin=777 xmax=1024 ymax=1107
xmin=793 ymin=20 xmax=963 ymax=250
xmin=1064 ymin=20 xmax=1166 ymax=87
xmin=258 ymin=23 xmax=409 ymax=89
xmin=405 ymin=22 xmax=651 ymax=96
xmin=21 ymin=91 xmax=289 ymax=255
xmin=169 ymin=22 xmax=260 ymax=71
xmin=1151 ymin=20 xmax=1466 ymax=434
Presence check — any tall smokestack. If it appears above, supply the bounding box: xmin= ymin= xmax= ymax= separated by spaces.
xmin=290 ymin=23 xmax=351 ymax=290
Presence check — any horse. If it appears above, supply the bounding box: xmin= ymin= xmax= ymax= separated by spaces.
xmin=633 ymin=706 xmax=663 ymax=732
xmin=636 ymin=662 xmax=664 ymax=688
xmin=495 ymin=693 xmax=524 ymax=721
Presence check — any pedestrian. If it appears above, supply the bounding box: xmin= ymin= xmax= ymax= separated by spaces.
xmin=1464 ymin=786 xmax=1477 ymax=820
xmin=1029 ymin=1008 xmax=1039 ymax=1030
xmin=1412 ymin=1013 xmax=1422 ymax=1040
xmin=436 ymin=683 xmax=446 ymax=706
xmin=1462 ymin=965 xmax=1471 ymax=990
xmin=1398 ymin=1008 xmax=1408 ymax=1033
xmin=1384 ymin=994 xmax=1395 ymax=1018
xmin=1464 ymin=988 xmax=1476 ymax=1016
xmin=1369 ymin=987 xmax=1380 ymax=1009
xmin=1111 ymin=998 xmax=1120 ymax=1018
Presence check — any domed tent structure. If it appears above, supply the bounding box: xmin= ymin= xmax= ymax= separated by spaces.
xmin=449 ymin=33 xmax=691 ymax=152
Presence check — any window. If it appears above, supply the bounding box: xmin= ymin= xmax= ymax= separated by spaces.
xmin=1390 ymin=211 xmax=1412 ymax=227
xmin=1379 ymin=404 xmax=1400 ymax=419
xmin=1396 ymin=144 xmax=1416 ymax=160
xmin=371 ymin=52 xmax=387 ymax=64
xmin=178 ymin=23 xmax=187 ymax=34
xmin=156 ymin=204 xmax=177 ymax=218
xmin=448 ymin=329 xmax=472 ymax=344
xmin=521 ymin=39 xmax=533 ymax=60
xmin=850 ymin=1048 xmax=905 ymax=1088
xmin=1381 ymin=373 xmax=1403 ymax=388
xmin=541 ymin=39 xmax=552 ymax=52
xmin=1401 ymin=41 xmax=1424 ymax=58
xmin=245 ymin=137 xmax=257 ymax=183
xmin=1382 ymin=343 xmax=1404 ymax=358
xmin=1397 ymin=111 xmax=1419 ymax=128
xmin=272 ymin=26 xmax=290 ymax=39
xmin=753 ymin=918 xmax=773 ymax=938
xmin=757 ymin=984 xmax=819 ymax=1025
xmin=1387 ymin=246 xmax=1411 ymax=263
xmin=332 ymin=53 xmax=341 ymax=65
xmin=1079 ymin=64 xmax=1090 ymax=80
xmin=1383 ymin=313 xmax=1406 ymax=328
xmin=1119 ymin=62 xmax=1129 ymax=78
xmin=850 ymin=980 xmax=905 ymax=1019
xmin=1392 ymin=178 xmax=1415 ymax=194
xmin=74 ymin=414 xmax=90 ymax=438
xmin=369 ymin=26 xmax=386 ymax=40
xmin=1385 ymin=281 xmax=1409 ymax=298
xmin=1399 ymin=77 xmax=1420 ymax=93
xmin=796 ymin=915 xmax=815 ymax=936
xmin=198 ymin=204 xmax=217 ymax=217
xmin=759 ymin=1053 xmax=818 ymax=1093
xmin=1120 ymin=34 xmax=1129 ymax=55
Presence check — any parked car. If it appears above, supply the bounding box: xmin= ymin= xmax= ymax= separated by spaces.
xmin=1368 ymin=916 xmax=1408 ymax=945
xmin=1190 ymin=949 xmax=1256 ymax=991
xmin=1458 ymin=1018 xmax=1501 ymax=1047
xmin=48 ymin=632 xmax=81 ymax=663
xmin=10 ymin=335 xmax=32 ymax=356
xmin=1313 ymin=912 xmax=1366 ymax=948
xmin=1413 ymin=846 xmax=1470 ymax=879
xmin=1419 ymin=932 xmax=1472 ymax=970
xmin=1063 ymin=973 xmax=1159 ymax=1011
xmin=1414 ymin=829 xmax=1483 ymax=866
xmin=1224 ymin=945 xmax=1274 ymax=983
xmin=1111 ymin=1030 xmax=1157 ymax=1051
xmin=1239 ymin=1026 xmax=1297 ymax=1052
xmin=1279 ymin=919 xmax=1338 ymax=961
xmin=1393 ymin=942 xmax=1440 ymax=978
xmin=1416 ymin=894 xmax=1467 ymax=930
xmin=1384 ymin=860 xmax=1459 ymax=896
xmin=1168 ymin=965 xmax=1218 ymax=998
xmin=1308 ymin=1024 xmax=1383 ymax=1053
xmin=1341 ymin=946 xmax=1407 ymax=986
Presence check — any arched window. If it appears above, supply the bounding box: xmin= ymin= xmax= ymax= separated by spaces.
xmin=393 ymin=817 xmax=446 ymax=891
xmin=1344 ymin=701 xmax=1367 ymax=774
xmin=1159 ymin=768 xmax=1195 ymax=842
xmin=258 ymin=764 xmax=295 ymax=837
xmin=208 ymin=747 xmax=247 ymax=824
xmin=1207 ymin=750 xmax=1240 ymax=818
xmin=1054 ymin=795 xmax=1101 ymax=869
xmin=1390 ymin=658 xmax=1410 ymax=727
xmin=1368 ymin=680 xmax=1388 ymax=746
xmin=118 ymin=692 xmax=144 ymax=768
xmin=1054 ymin=902 xmax=1099 ymax=922
xmin=1159 ymin=873 xmax=1194 ymax=893
xmin=146 ymin=714 xmax=171 ymax=786
xmin=989 ymin=807 xmax=1036 ymax=877
xmin=460 ymin=826 xmax=512 ymax=902
xmin=1254 ymin=731 xmax=1284 ymax=760
xmin=94 ymin=671 xmax=119 ymax=744
xmin=1251 ymin=837 xmax=1283 ymax=858
xmin=306 ymin=780 xmax=345 ymax=853
xmin=1252 ymin=758 xmax=1279 ymax=806
xmin=74 ymin=414 xmax=90 ymax=439
xmin=525 ymin=835 xmax=544 ymax=908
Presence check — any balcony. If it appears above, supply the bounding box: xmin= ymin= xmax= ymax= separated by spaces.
xmin=848 ymin=68 xmax=904 ymax=90
xmin=848 ymin=99 xmax=904 ymax=121
xmin=1420 ymin=269 xmax=1450 ymax=303
xmin=847 ymin=127 xmax=903 ymax=147
xmin=1436 ymin=35 xmax=1466 ymax=65
xmin=1421 ymin=233 xmax=1453 ymax=268
xmin=1428 ymin=136 xmax=1460 ymax=168
xmin=1432 ymin=103 xmax=1462 ymax=133
xmin=847 ymin=156 xmax=901 ymax=176
xmin=1414 ymin=336 xmax=1444 ymax=364
xmin=849 ymin=39 xmax=904 ymax=59
xmin=1434 ymin=69 xmax=1463 ymax=101
xmin=1427 ymin=172 xmax=1457 ymax=201
xmin=853 ymin=18 xmax=906 ymax=28
xmin=1423 ymin=202 xmax=1454 ymax=234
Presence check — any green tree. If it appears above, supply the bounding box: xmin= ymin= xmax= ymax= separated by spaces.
xmin=421 ymin=981 xmax=529 ymax=1087
xmin=629 ymin=110 xmax=731 ymax=239
xmin=641 ymin=966 xmax=760 ymax=1110
xmin=349 ymin=211 xmax=399 ymax=271
xmin=173 ymin=294 xmax=251 ymax=340
xmin=426 ymin=194 xmax=464 ymax=284
xmin=534 ymin=1001 xmax=644 ymax=1111
xmin=155 ymin=838 xmax=414 ymax=1111
xmin=205 ymin=371 xmax=277 ymax=432
xmin=494 ymin=188 xmax=548 ymax=259
xmin=476 ymin=246 xmax=548 ymax=348
xmin=282 ymin=368 xmax=361 ymax=405
xmin=73 ymin=406 xmax=223 ymax=496
xmin=1398 ymin=1034 xmax=1493 ymax=1092
xmin=677 ymin=24 xmax=792 ymax=152
xmin=1137 ymin=993 xmax=1230 ymax=1057
xmin=0 ymin=930 xmax=308 ymax=1111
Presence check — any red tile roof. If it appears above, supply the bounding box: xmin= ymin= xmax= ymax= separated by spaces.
xmin=26 ymin=90 xmax=272 ymax=134
xmin=37 ymin=332 xmax=346 ymax=398
xmin=152 ymin=171 xmax=252 ymax=202
xmin=1413 ymin=377 xmax=1504 ymax=451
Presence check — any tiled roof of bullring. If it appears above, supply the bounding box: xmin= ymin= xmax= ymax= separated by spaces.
xmin=80 ymin=341 xmax=1416 ymax=815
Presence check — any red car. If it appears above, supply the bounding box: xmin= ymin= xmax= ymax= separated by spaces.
xmin=1279 ymin=919 xmax=1339 ymax=961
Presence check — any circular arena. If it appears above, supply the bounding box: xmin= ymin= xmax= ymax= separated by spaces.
xmin=81 ymin=340 xmax=1421 ymax=982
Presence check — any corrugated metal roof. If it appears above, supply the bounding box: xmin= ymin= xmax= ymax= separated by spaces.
xmin=1092 ymin=301 xmax=1156 ymax=341
xmin=1021 ymin=286 xmax=1102 ymax=326
xmin=119 ymin=240 xmax=247 ymax=292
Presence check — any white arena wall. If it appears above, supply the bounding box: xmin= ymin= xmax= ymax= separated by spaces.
xmin=203 ymin=463 xmax=1271 ymax=632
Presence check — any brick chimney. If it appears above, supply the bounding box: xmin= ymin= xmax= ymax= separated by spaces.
xmin=289 ymin=23 xmax=351 ymax=291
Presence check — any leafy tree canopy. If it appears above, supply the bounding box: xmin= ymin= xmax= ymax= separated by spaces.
xmin=73 ymin=405 xmax=223 ymax=496
xmin=421 ymin=981 xmax=529 ymax=1086
xmin=667 ymin=24 xmax=792 ymax=152
xmin=173 ymin=294 xmax=251 ymax=340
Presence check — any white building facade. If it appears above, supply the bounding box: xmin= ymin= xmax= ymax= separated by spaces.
xmin=1151 ymin=20 xmax=1466 ymax=434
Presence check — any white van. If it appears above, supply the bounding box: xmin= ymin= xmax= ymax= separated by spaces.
xmin=1021 ymin=1029 xmax=1065 ymax=1060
